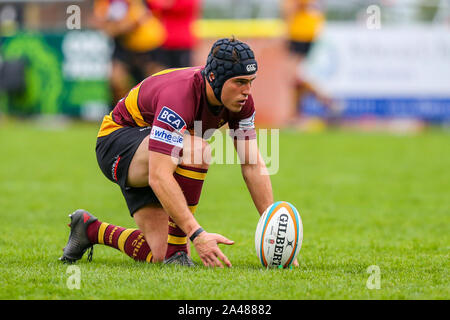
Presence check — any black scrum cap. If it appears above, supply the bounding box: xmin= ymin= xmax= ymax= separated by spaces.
xmin=202 ymin=38 xmax=258 ymax=103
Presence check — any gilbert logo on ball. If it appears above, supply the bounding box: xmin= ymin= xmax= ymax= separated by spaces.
xmin=255 ymin=201 xmax=303 ymax=268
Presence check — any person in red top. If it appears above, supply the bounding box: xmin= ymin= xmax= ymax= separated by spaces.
xmin=60 ymin=37 xmax=288 ymax=268
xmin=147 ymin=0 xmax=200 ymax=67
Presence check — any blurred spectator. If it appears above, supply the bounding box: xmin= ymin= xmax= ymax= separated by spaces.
xmin=92 ymin=0 xmax=166 ymax=107
xmin=281 ymin=0 xmax=333 ymax=125
xmin=0 ymin=3 xmax=23 ymax=35
xmin=147 ymin=0 xmax=201 ymax=68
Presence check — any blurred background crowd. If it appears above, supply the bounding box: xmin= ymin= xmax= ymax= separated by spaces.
xmin=0 ymin=0 xmax=449 ymax=131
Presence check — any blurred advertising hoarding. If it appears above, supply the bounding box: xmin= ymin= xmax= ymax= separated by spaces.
xmin=304 ymin=23 xmax=450 ymax=122
xmin=0 ymin=31 xmax=112 ymax=120
xmin=2 ymin=21 xmax=449 ymax=124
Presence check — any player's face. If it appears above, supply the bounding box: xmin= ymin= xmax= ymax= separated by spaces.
xmin=221 ymin=74 xmax=257 ymax=112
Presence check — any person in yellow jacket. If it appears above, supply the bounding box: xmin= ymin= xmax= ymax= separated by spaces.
xmin=92 ymin=0 xmax=167 ymax=108
xmin=282 ymin=0 xmax=333 ymax=126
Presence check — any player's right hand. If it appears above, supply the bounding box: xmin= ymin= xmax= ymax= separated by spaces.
xmin=192 ymin=231 xmax=234 ymax=268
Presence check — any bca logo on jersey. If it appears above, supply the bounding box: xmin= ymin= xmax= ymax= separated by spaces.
xmin=246 ymin=64 xmax=257 ymax=72
xmin=157 ymin=106 xmax=187 ymax=132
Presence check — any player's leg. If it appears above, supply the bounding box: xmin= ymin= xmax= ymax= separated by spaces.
xmin=61 ymin=129 xmax=210 ymax=265
xmin=84 ymin=128 xmax=165 ymax=263
xmin=86 ymin=212 xmax=154 ymax=262
xmin=60 ymin=127 xmax=155 ymax=263
xmin=286 ymin=44 xmax=306 ymax=121
xmin=108 ymin=41 xmax=135 ymax=109
xmin=60 ymin=208 xmax=153 ymax=263
xmin=110 ymin=60 xmax=132 ymax=108
xmin=63 ymin=132 xmax=168 ymax=264
xmin=132 ymin=204 xmax=168 ymax=263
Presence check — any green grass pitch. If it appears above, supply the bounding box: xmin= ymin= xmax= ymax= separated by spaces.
xmin=0 ymin=119 xmax=448 ymax=299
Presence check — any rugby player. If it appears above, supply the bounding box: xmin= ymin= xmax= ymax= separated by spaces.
xmin=60 ymin=37 xmax=281 ymax=268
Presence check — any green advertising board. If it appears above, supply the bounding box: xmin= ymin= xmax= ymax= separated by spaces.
xmin=1 ymin=30 xmax=112 ymax=120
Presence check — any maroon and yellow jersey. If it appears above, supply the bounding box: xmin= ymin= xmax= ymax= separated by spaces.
xmin=97 ymin=67 xmax=256 ymax=157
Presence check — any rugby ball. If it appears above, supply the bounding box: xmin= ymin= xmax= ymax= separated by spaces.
xmin=255 ymin=201 xmax=303 ymax=268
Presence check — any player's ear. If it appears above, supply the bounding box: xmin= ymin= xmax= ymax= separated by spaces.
xmin=209 ymin=72 xmax=215 ymax=82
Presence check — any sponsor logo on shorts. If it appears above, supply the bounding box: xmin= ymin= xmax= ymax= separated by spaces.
xmin=150 ymin=126 xmax=183 ymax=148
xmin=157 ymin=106 xmax=187 ymax=133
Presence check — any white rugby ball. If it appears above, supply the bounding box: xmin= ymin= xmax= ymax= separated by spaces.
xmin=255 ymin=201 xmax=303 ymax=268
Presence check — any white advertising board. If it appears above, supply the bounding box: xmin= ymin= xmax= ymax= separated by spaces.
xmin=305 ymin=23 xmax=450 ymax=98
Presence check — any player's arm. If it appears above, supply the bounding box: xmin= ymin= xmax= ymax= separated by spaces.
xmin=148 ymin=151 xmax=234 ymax=267
xmin=148 ymin=151 xmax=199 ymax=235
xmin=234 ymin=138 xmax=273 ymax=216
xmin=234 ymin=138 xmax=299 ymax=267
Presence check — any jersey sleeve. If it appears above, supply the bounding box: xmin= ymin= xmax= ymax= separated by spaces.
xmin=148 ymin=86 xmax=195 ymax=158
xmin=228 ymin=95 xmax=257 ymax=141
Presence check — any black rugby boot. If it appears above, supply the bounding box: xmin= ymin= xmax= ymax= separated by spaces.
xmin=59 ymin=209 xmax=97 ymax=263
xmin=163 ymin=251 xmax=195 ymax=267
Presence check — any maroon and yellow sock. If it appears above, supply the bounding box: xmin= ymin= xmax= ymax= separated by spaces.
xmin=165 ymin=165 xmax=208 ymax=259
xmin=87 ymin=221 xmax=152 ymax=262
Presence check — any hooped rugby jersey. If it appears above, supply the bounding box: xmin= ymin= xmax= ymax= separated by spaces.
xmin=97 ymin=67 xmax=257 ymax=157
